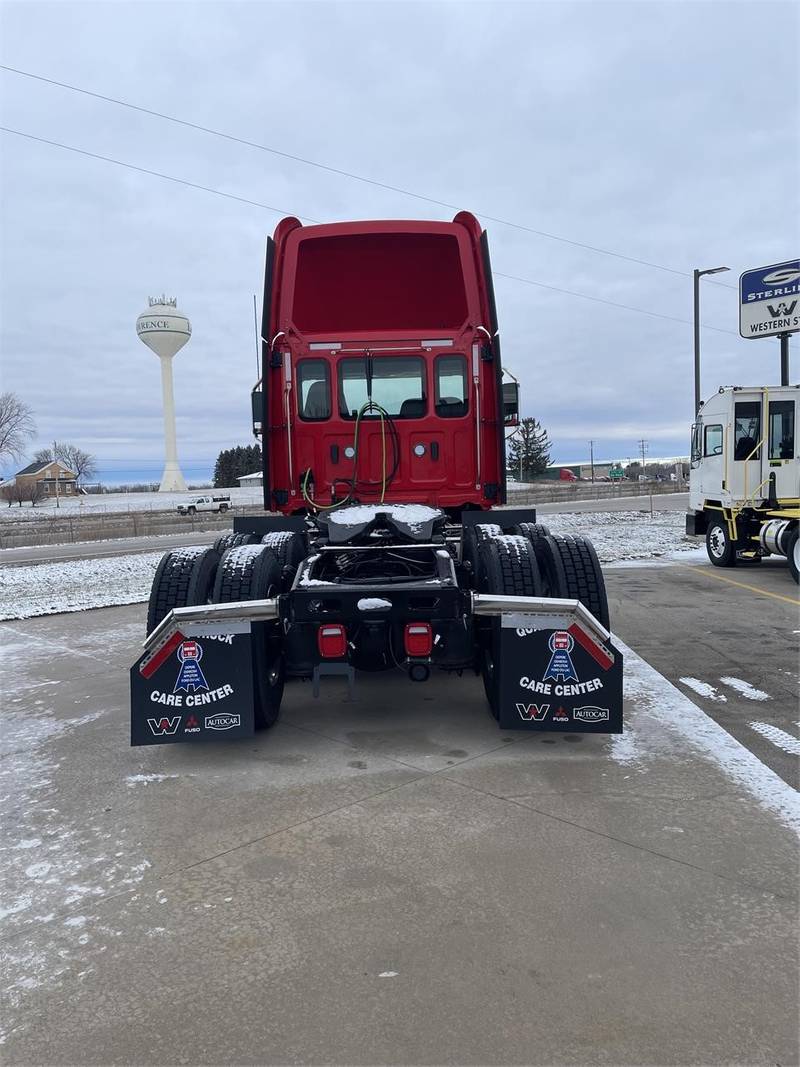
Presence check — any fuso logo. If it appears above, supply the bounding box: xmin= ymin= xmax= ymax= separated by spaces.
xmin=762 ymin=268 xmax=800 ymax=286
xmin=147 ymin=716 xmax=181 ymax=736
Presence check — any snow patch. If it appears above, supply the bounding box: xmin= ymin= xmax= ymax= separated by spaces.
xmin=679 ymin=677 xmax=727 ymax=702
xmin=125 ymin=774 xmax=180 ymax=787
xmin=357 ymin=598 xmax=392 ymax=611
xmin=719 ymin=677 xmax=770 ymax=701
xmin=0 ymin=552 xmax=163 ymax=620
xmin=748 ymin=723 xmax=800 ymax=756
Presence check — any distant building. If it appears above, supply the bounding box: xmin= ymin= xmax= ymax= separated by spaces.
xmin=238 ymin=471 xmax=263 ymax=487
xmin=14 ymin=460 xmax=78 ymax=497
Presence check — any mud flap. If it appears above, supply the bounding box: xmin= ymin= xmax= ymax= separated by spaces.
xmin=492 ymin=613 xmax=623 ymax=732
xmin=130 ymin=629 xmax=255 ymax=745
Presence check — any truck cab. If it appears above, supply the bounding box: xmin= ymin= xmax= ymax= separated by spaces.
xmin=687 ymin=384 xmax=799 ymax=580
xmin=253 ymin=213 xmax=515 ymax=515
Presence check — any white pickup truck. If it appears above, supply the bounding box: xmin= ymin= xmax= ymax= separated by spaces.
xmin=176 ymin=494 xmax=231 ymax=516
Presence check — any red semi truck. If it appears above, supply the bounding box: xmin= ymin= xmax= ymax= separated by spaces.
xmin=131 ymin=214 xmax=622 ymax=745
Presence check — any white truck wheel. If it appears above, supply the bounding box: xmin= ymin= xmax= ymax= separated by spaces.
xmin=706 ymin=519 xmax=737 ymax=568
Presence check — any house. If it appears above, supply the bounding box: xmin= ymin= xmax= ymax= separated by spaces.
xmin=14 ymin=460 xmax=78 ymax=497
xmin=237 ymin=471 xmax=263 ymax=487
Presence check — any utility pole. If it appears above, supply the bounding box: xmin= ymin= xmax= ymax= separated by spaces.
xmin=693 ymin=265 xmax=730 ymax=413
xmin=638 ymin=438 xmax=649 ymax=476
xmin=53 ymin=440 xmax=60 ymax=509
xmin=588 ymin=440 xmax=595 ymax=483
xmin=780 ymin=332 xmax=790 ymax=386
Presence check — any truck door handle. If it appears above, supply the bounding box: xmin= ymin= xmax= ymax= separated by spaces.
xmin=330 ymin=445 xmax=339 ymax=463
xmin=430 ymin=442 xmax=439 ymax=460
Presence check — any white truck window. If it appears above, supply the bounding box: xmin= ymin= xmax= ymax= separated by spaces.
xmin=704 ymin=425 xmax=723 ymax=456
xmin=769 ymin=401 xmax=795 ymax=460
xmin=734 ymin=402 xmax=761 ymax=461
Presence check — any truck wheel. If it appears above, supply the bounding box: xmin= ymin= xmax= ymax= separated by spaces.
xmin=787 ymin=528 xmax=799 ymax=584
xmin=462 ymin=522 xmax=503 ymax=588
xmin=511 ymin=521 xmax=551 ymax=544
xmin=187 ymin=506 xmax=196 ymax=515
xmin=534 ymin=534 xmax=610 ymax=630
xmin=478 ymin=534 xmax=543 ymax=596
xmin=212 ymin=545 xmax=284 ymax=729
xmin=146 ymin=546 xmax=220 ymax=634
xmin=706 ymin=520 xmax=737 ymax=568
xmin=477 ymin=535 xmax=542 ymax=718
xmin=219 ymin=503 xmax=229 ymax=512
xmin=261 ymin=530 xmax=307 ymax=574
xmin=213 ymin=532 xmax=256 ymax=555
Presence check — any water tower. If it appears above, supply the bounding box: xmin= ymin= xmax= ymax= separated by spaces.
xmin=136 ymin=295 xmax=191 ymax=492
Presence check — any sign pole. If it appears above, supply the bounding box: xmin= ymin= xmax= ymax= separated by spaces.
xmin=780 ymin=332 xmax=790 ymax=385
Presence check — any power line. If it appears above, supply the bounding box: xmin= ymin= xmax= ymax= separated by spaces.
xmin=0 ymin=63 xmax=736 ymax=289
xmin=0 ymin=127 xmax=319 ymax=221
xmin=0 ymin=125 xmax=738 ymax=336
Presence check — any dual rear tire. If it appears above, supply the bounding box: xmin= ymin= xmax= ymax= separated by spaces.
xmin=477 ymin=531 xmax=610 ymax=719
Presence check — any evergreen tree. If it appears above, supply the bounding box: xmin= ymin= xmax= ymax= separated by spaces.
xmin=507 ymin=417 xmax=551 ymax=481
xmin=213 ymin=444 xmax=263 ymax=487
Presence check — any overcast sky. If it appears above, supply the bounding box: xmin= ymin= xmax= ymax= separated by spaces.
xmin=1 ymin=0 xmax=798 ymax=481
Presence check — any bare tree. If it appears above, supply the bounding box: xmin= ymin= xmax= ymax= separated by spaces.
xmin=1 ymin=481 xmax=26 ymax=507
xmin=26 ymin=480 xmax=46 ymax=507
xmin=0 ymin=393 xmax=36 ymax=467
xmin=34 ymin=441 xmax=97 ymax=484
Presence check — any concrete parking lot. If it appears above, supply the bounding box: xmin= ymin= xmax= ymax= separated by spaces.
xmin=1 ymin=558 xmax=798 ymax=1064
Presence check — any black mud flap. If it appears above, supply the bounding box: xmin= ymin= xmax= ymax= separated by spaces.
xmin=131 ymin=630 xmax=255 ymax=745
xmin=492 ymin=615 xmax=623 ymax=732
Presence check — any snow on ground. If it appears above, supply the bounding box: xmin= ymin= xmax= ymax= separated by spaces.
xmin=0 ymin=553 xmax=163 ymax=620
xmin=0 ymin=487 xmax=262 ymax=521
xmin=0 ymin=510 xmax=698 ymax=621
xmin=543 ymin=509 xmax=698 ymax=563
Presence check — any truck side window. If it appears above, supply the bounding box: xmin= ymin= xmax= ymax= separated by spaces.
xmin=768 ymin=400 xmax=795 ymax=459
xmin=297 ymin=360 xmax=331 ymax=421
xmin=690 ymin=423 xmax=702 ymax=464
xmin=703 ymin=424 xmax=723 ymax=456
xmin=435 ymin=355 xmax=468 ymax=418
xmin=733 ymin=401 xmax=761 ymax=460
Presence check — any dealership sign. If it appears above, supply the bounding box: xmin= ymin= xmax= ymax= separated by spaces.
xmin=739 ymin=259 xmax=800 ymax=339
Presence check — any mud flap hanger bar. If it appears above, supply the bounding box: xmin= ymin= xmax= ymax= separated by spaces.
xmin=143 ymin=598 xmax=280 ymax=653
xmin=471 ymin=593 xmax=613 ymax=662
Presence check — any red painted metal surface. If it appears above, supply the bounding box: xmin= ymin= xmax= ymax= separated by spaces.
xmin=261 ymin=213 xmax=505 ymax=514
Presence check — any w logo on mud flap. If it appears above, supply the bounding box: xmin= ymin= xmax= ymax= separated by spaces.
xmin=516 ymin=703 xmax=550 ymax=722
xmin=147 ymin=716 xmax=181 ymax=736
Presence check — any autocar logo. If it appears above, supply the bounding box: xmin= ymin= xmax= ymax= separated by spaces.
xmin=205 ymin=713 xmax=241 ymax=731
xmin=573 ymin=706 xmax=610 ymax=723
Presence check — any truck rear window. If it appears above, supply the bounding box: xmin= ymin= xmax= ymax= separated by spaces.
xmin=297 ymin=360 xmax=331 ymax=421
xmin=338 ymin=357 xmax=426 ymax=418
xmin=435 ymin=355 xmax=468 ymax=418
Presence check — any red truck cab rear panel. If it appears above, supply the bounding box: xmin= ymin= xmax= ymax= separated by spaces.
xmin=260 ymin=213 xmax=506 ymax=513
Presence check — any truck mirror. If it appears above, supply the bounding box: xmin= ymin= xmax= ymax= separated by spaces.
xmin=502 ymin=381 xmax=520 ymax=426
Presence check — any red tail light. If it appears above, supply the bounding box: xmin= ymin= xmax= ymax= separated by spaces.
xmin=404 ymin=623 xmax=432 ymax=658
xmin=318 ymin=624 xmax=347 ymax=659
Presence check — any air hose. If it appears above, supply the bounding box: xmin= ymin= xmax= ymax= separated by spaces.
xmin=300 ymin=400 xmax=395 ymax=512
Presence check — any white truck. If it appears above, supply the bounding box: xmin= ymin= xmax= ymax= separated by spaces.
xmin=176 ymin=494 xmax=231 ymax=516
xmin=686 ymin=384 xmax=799 ymax=582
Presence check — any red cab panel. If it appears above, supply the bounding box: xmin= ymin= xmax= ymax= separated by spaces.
xmin=258 ymin=214 xmax=506 ymax=514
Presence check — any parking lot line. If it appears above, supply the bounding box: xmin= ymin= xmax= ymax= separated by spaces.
xmin=674 ymin=563 xmax=800 ymax=606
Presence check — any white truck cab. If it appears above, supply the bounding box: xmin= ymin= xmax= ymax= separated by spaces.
xmin=687 ymin=385 xmax=799 ymax=581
